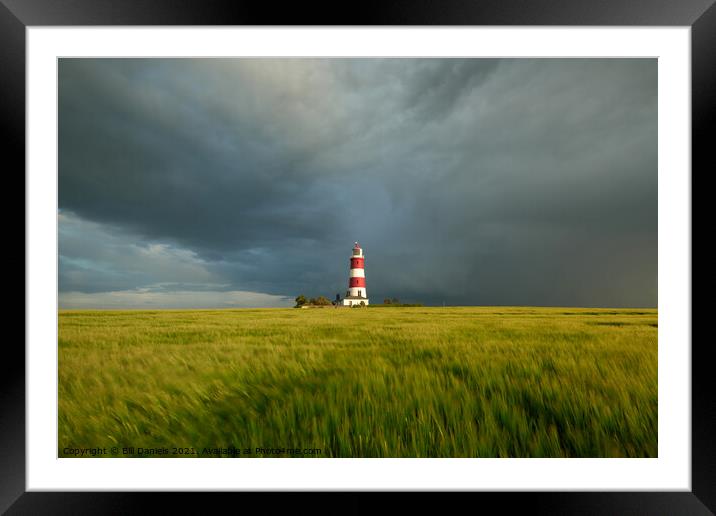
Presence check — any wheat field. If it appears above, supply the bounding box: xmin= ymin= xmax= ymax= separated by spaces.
xmin=58 ymin=306 xmax=657 ymax=458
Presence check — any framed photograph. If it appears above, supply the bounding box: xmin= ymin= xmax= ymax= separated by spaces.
xmin=7 ymin=0 xmax=711 ymax=512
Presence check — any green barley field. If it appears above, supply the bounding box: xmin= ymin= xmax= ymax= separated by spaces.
xmin=58 ymin=307 xmax=657 ymax=458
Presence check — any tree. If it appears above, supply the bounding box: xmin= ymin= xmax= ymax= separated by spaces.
xmin=383 ymin=298 xmax=392 ymax=305
xmin=313 ymin=296 xmax=331 ymax=306
xmin=294 ymin=295 xmax=307 ymax=308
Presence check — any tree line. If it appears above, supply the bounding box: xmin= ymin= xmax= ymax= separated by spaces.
xmin=294 ymin=295 xmax=332 ymax=308
xmin=294 ymin=295 xmax=422 ymax=308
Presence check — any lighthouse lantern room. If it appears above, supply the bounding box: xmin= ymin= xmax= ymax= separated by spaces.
xmin=342 ymin=242 xmax=369 ymax=306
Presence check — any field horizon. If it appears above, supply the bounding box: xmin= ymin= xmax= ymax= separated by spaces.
xmin=59 ymin=306 xmax=658 ymax=458
xmin=58 ymin=304 xmax=658 ymax=313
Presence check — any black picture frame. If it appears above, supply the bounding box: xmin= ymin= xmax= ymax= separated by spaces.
xmin=6 ymin=0 xmax=711 ymax=513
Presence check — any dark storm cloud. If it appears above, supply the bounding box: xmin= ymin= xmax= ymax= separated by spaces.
xmin=59 ymin=58 xmax=657 ymax=307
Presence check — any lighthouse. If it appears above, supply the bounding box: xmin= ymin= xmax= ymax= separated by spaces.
xmin=342 ymin=242 xmax=369 ymax=306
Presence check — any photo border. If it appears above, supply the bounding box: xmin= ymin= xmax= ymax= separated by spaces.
xmin=6 ymin=0 xmax=711 ymax=512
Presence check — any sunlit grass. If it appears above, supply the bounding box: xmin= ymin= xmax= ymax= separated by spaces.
xmin=58 ymin=306 xmax=657 ymax=457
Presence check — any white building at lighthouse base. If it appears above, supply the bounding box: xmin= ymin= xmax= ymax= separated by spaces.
xmin=342 ymin=295 xmax=369 ymax=307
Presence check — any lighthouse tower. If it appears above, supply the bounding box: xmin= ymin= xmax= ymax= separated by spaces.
xmin=342 ymin=242 xmax=369 ymax=306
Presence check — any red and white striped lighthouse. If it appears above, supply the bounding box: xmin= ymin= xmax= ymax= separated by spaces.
xmin=342 ymin=242 xmax=369 ymax=306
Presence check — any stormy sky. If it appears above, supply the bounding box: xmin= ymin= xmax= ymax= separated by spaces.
xmin=58 ymin=58 xmax=657 ymax=309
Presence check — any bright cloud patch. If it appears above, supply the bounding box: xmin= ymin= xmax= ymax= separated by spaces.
xmin=59 ymin=288 xmax=293 ymax=309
